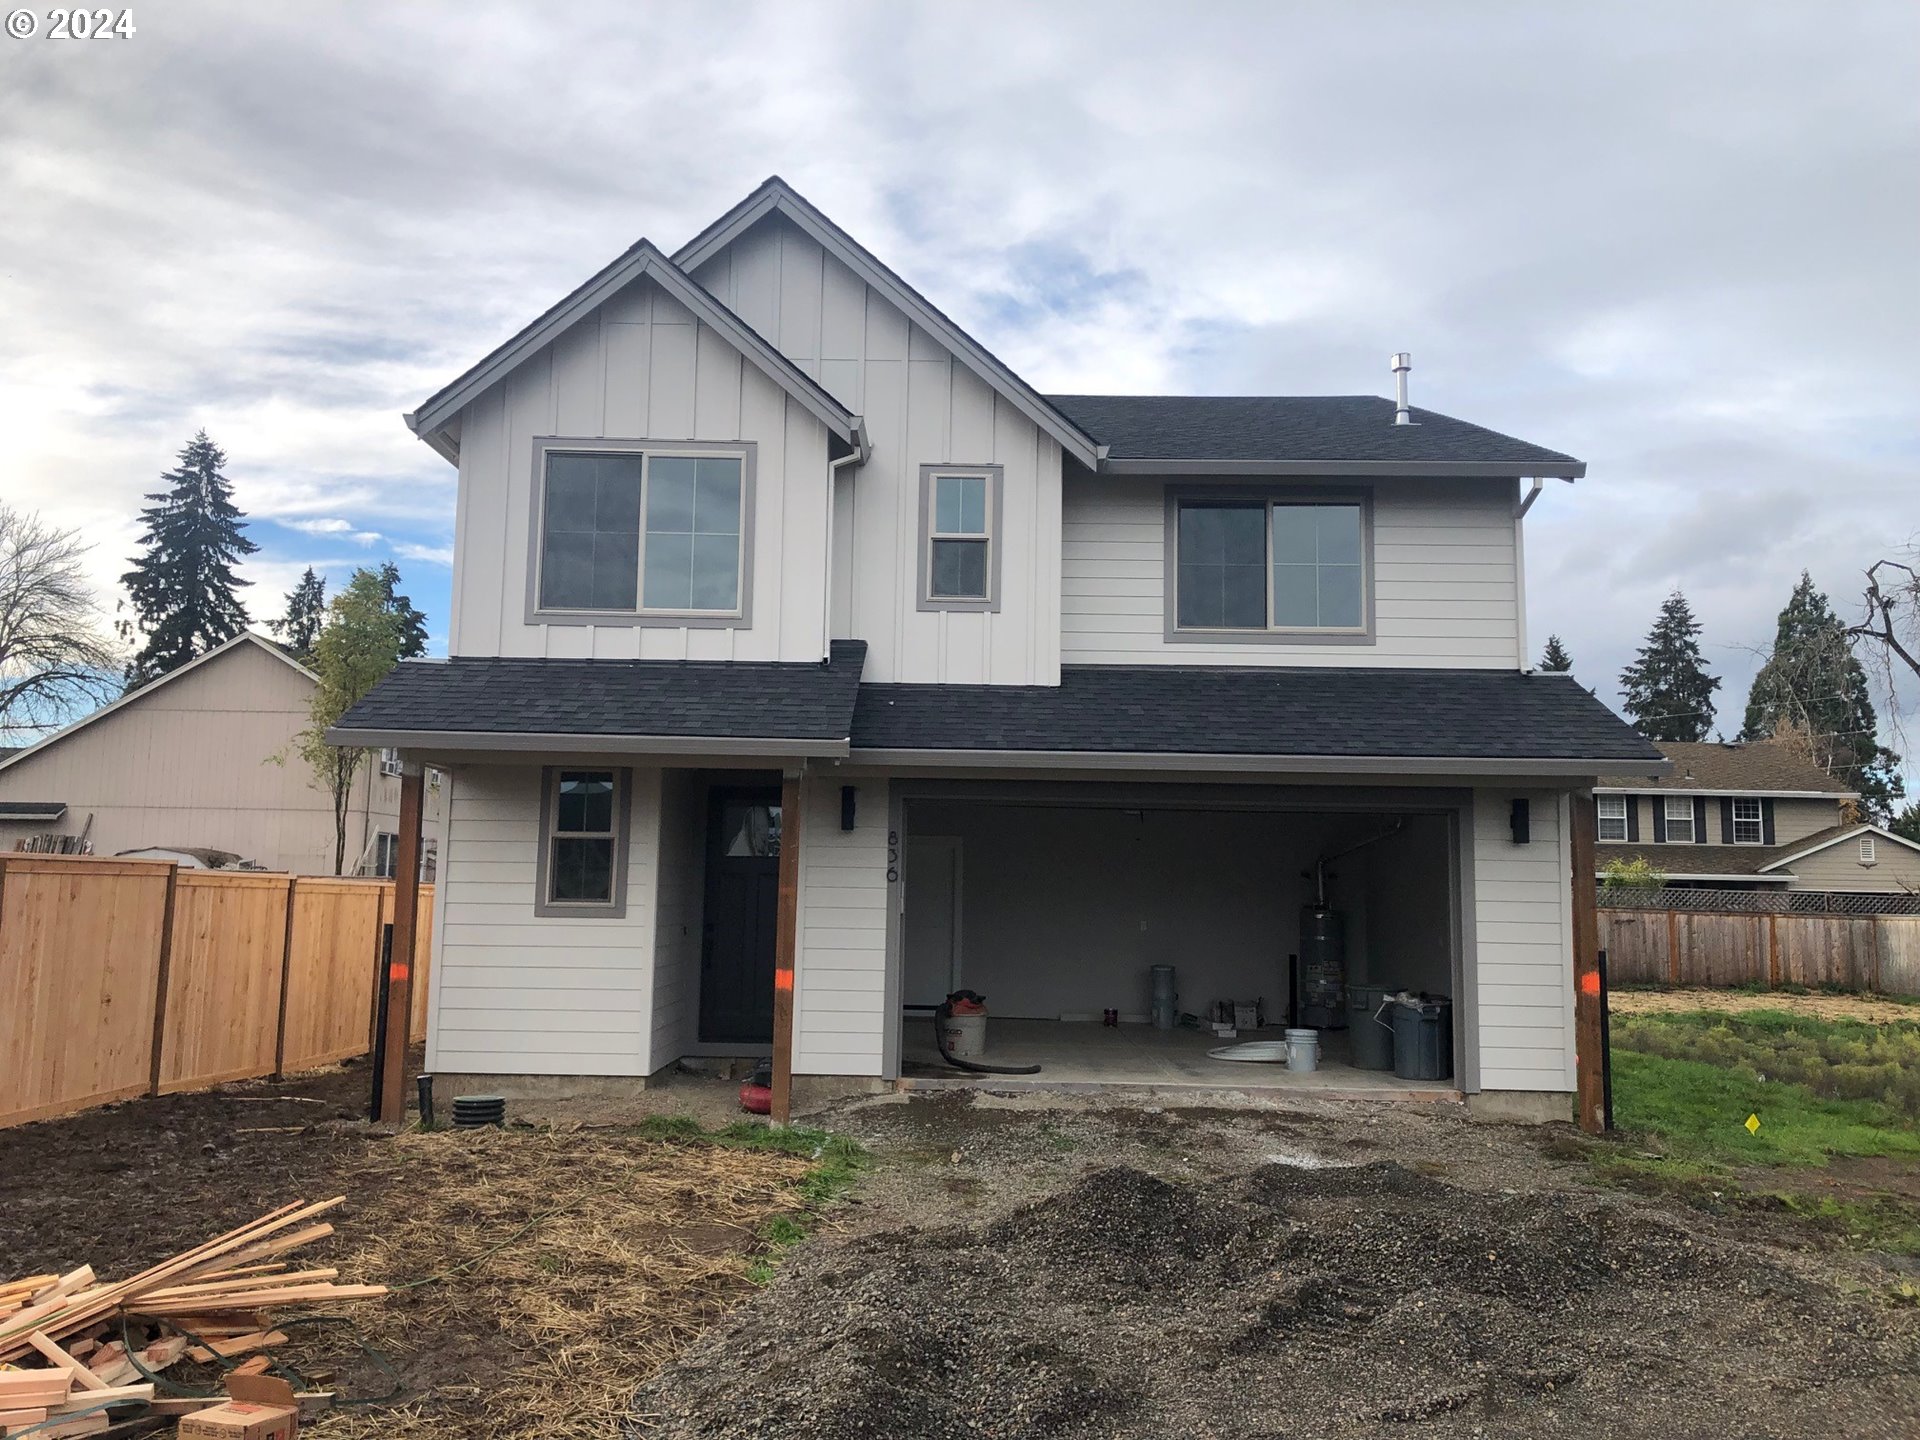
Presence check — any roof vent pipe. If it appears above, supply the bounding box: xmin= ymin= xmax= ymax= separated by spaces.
xmin=1391 ymin=353 xmax=1414 ymax=425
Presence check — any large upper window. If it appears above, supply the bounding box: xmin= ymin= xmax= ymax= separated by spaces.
xmin=1172 ymin=495 xmax=1368 ymax=635
xmin=1596 ymin=796 xmax=1628 ymax=842
xmin=1731 ymin=797 xmax=1763 ymax=845
xmin=534 ymin=445 xmax=747 ymax=620
xmin=920 ymin=466 xmax=1002 ymax=611
xmin=1663 ymin=795 xmax=1696 ymax=844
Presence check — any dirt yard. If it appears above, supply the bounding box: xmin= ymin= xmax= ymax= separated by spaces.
xmin=1611 ymin=986 xmax=1920 ymax=1024
xmin=5 ymin=1071 xmax=1919 ymax=1439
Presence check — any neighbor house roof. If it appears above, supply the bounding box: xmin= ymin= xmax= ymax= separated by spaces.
xmin=1599 ymin=842 xmax=1793 ymax=879
xmin=849 ymin=667 xmax=1660 ymax=774
xmin=1595 ymin=740 xmax=1856 ymax=797
xmin=673 ymin=176 xmax=1103 ymax=468
xmin=0 ymin=632 xmax=314 ymax=778
xmin=1759 ymin=823 xmax=1920 ymax=873
xmin=329 ymin=640 xmax=869 ymax=759
xmin=1045 ymin=395 xmax=1585 ymax=478
xmin=405 ymin=237 xmax=864 ymax=462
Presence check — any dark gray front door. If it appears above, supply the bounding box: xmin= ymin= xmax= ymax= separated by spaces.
xmin=699 ymin=786 xmax=782 ymax=1044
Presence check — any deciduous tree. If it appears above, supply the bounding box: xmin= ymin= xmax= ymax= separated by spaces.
xmin=293 ymin=568 xmax=404 ymax=874
xmin=0 ymin=505 xmax=119 ymax=737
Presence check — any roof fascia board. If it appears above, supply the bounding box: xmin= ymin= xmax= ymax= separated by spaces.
xmin=410 ymin=243 xmax=859 ymax=448
xmin=323 ymin=727 xmax=850 ymax=759
xmin=1759 ymin=823 xmax=1920 ymax=872
xmin=845 ymin=748 xmax=1645 ymax=777
xmin=1096 ymin=458 xmax=1587 ymax=479
xmin=674 ymin=183 xmax=1103 ymax=469
xmin=0 ymin=632 xmax=313 ymax=778
xmin=1592 ymin=786 xmax=1858 ymax=800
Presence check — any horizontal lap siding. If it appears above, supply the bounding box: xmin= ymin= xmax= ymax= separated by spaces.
xmin=794 ymin=776 xmax=889 ymax=1075
xmin=430 ymin=765 xmax=660 ymax=1076
xmin=1472 ymin=789 xmax=1575 ymax=1092
xmin=1060 ymin=475 xmax=1520 ymax=667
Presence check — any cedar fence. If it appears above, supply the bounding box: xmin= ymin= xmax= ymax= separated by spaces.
xmin=0 ymin=855 xmax=433 ymax=1129
xmin=1601 ymin=906 xmax=1920 ymax=997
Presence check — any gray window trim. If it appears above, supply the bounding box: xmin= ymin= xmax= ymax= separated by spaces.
xmin=524 ymin=437 xmax=757 ymax=628
xmin=916 ymin=464 xmax=1004 ymax=614
xmin=1161 ymin=484 xmax=1376 ymax=645
xmin=534 ymin=765 xmax=633 ymax=918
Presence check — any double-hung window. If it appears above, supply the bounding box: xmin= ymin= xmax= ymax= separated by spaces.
xmin=533 ymin=442 xmax=749 ymax=622
xmin=920 ymin=467 xmax=1001 ymax=610
xmin=1730 ymin=797 xmax=1763 ymax=845
xmin=1663 ymin=796 xmax=1695 ymax=844
xmin=1171 ymin=493 xmax=1369 ymax=637
xmin=1596 ymin=796 xmax=1628 ymax=842
xmin=538 ymin=768 xmax=630 ymax=916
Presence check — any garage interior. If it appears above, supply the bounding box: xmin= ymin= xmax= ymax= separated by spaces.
xmin=896 ymin=790 xmax=1462 ymax=1092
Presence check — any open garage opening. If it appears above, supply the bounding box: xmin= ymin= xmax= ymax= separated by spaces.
xmin=893 ymin=788 xmax=1464 ymax=1095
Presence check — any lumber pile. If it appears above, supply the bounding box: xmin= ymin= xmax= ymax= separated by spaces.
xmin=0 ymin=1198 xmax=381 ymax=1434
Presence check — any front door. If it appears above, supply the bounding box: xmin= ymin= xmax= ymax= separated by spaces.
xmin=699 ymin=785 xmax=782 ymax=1044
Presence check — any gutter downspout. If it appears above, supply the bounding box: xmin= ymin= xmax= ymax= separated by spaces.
xmin=822 ymin=419 xmax=871 ymax=663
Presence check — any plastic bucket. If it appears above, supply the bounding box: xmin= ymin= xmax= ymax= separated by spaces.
xmin=1284 ymin=1027 xmax=1320 ymax=1073
xmin=1347 ymin=985 xmax=1395 ymax=1071
xmin=941 ymin=1012 xmax=986 ymax=1058
xmin=1390 ymin=998 xmax=1453 ymax=1081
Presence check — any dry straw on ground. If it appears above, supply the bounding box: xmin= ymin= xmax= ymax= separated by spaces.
xmin=309 ymin=1125 xmax=814 ymax=1440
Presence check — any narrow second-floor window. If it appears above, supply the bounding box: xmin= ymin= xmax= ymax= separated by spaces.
xmin=535 ymin=445 xmax=747 ymax=620
xmin=1663 ymin=795 xmax=1695 ymax=844
xmin=1731 ymin=797 xmax=1763 ymax=844
xmin=920 ymin=467 xmax=1002 ymax=611
xmin=1596 ymin=795 xmax=1628 ymax=841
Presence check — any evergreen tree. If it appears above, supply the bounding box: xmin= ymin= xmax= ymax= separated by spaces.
xmin=1890 ymin=802 xmax=1920 ymax=846
xmin=1619 ymin=590 xmax=1720 ymax=742
xmin=119 ymin=431 xmax=258 ymax=687
xmin=1539 ymin=634 xmax=1573 ymax=672
xmin=269 ymin=567 xmax=327 ymax=661
xmin=1740 ymin=571 xmax=1904 ymax=820
xmin=375 ymin=561 xmax=428 ymax=659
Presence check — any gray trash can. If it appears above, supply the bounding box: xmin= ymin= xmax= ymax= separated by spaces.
xmin=1346 ymin=985 xmax=1395 ymax=1071
xmin=1390 ymin=997 xmax=1453 ymax=1082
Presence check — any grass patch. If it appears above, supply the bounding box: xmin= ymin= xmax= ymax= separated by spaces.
xmin=1613 ymin=1009 xmax=1920 ymax=1119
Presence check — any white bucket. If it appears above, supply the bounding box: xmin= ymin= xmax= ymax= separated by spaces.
xmin=1284 ymin=1027 xmax=1320 ymax=1073
xmin=941 ymin=1012 xmax=986 ymax=1058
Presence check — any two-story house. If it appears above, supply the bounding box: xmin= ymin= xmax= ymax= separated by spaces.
xmin=1595 ymin=740 xmax=1920 ymax=894
xmin=334 ymin=178 xmax=1660 ymax=1124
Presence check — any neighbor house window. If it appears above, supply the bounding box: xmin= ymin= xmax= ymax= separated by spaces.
xmin=537 ymin=768 xmax=630 ymax=915
xmin=378 ymin=748 xmax=403 ymax=778
xmin=533 ymin=443 xmax=749 ymax=622
xmin=1731 ymin=797 xmax=1763 ymax=845
xmin=1596 ymin=796 xmax=1628 ymax=842
xmin=1859 ymin=835 xmax=1878 ymax=865
xmin=1663 ymin=796 xmax=1695 ymax=844
xmin=372 ymin=832 xmax=399 ymax=878
xmin=1170 ymin=493 xmax=1369 ymax=636
xmin=919 ymin=466 xmax=1002 ymax=611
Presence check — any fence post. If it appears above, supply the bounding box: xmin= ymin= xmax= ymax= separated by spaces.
xmin=273 ymin=876 xmax=298 ymax=1080
xmin=1767 ymin=912 xmax=1780 ymax=989
xmin=1666 ymin=909 xmax=1680 ymax=986
xmin=146 ymin=863 xmax=181 ymax=1098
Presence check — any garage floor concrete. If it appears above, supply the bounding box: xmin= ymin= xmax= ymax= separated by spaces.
xmin=897 ymin=1017 xmax=1459 ymax=1101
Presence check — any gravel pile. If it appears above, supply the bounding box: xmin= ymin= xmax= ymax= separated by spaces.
xmin=635 ymin=1159 xmax=1920 ymax=1440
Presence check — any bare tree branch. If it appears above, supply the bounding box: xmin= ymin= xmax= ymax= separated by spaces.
xmin=0 ymin=505 xmax=120 ymax=738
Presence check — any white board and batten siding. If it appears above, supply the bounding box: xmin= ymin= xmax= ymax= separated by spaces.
xmin=448 ymin=276 xmax=833 ymax=664
xmin=692 ymin=216 xmax=1063 ymax=686
xmin=1061 ymin=474 xmax=1522 ymax=668
xmin=429 ymin=764 xmax=665 ymax=1077
xmin=792 ymin=775 xmax=891 ymax=1076
xmin=1470 ymin=789 xmax=1576 ymax=1092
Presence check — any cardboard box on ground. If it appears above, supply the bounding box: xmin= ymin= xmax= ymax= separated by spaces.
xmin=177 ymin=1374 xmax=300 ymax=1440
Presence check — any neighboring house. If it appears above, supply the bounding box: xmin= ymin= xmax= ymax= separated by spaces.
xmin=0 ymin=632 xmax=442 ymax=876
xmin=333 ymin=176 xmax=1658 ymax=1121
xmin=1595 ymin=740 xmax=1920 ymax=894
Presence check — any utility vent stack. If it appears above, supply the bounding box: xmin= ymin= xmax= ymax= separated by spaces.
xmin=1391 ymin=352 xmax=1414 ymax=425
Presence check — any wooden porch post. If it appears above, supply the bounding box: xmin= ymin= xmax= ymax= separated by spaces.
xmin=1570 ymin=789 xmax=1604 ymax=1134
xmin=377 ymin=763 xmax=425 ymax=1126
xmin=770 ymin=769 xmax=802 ymax=1126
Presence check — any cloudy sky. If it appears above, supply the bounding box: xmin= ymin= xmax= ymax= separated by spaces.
xmin=2 ymin=2 xmax=1914 ymax=751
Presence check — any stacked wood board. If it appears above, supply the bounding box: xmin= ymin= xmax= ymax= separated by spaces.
xmin=0 ymin=1198 xmax=383 ymax=1434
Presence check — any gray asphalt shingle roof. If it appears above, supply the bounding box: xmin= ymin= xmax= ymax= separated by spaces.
xmin=333 ymin=640 xmax=868 ymax=742
xmin=1597 ymin=740 xmax=1854 ymax=794
xmin=851 ymin=667 xmax=1658 ymax=762
xmin=1045 ymin=394 xmax=1580 ymax=469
